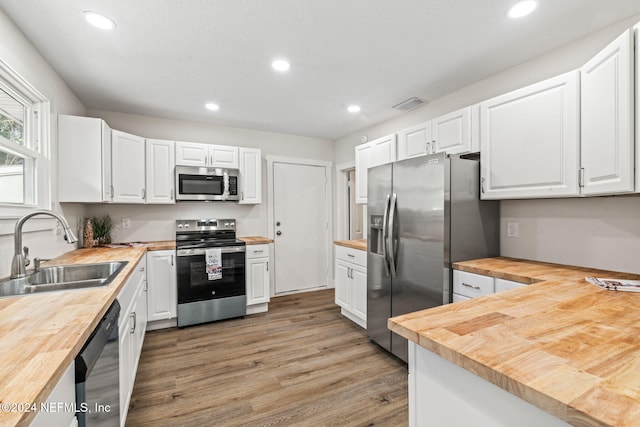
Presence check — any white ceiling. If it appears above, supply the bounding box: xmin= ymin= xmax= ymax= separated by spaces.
xmin=0 ymin=1 xmax=639 ymax=140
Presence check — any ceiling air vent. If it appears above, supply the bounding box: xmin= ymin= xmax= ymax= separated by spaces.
xmin=392 ymin=97 xmax=426 ymax=112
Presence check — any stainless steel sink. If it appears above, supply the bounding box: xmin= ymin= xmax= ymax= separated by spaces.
xmin=0 ymin=261 xmax=128 ymax=298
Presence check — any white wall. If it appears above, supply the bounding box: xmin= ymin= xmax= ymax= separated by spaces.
xmin=0 ymin=8 xmax=87 ymax=277
xmin=334 ymin=12 xmax=640 ymax=274
xmin=83 ymin=109 xmax=334 ymax=241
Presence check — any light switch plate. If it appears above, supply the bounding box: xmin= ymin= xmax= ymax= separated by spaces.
xmin=506 ymin=222 xmax=519 ymax=238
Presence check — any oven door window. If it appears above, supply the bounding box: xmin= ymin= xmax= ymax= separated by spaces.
xmin=179 ymin=174 xmax=224 ymax=195
xmin=177 ymin=251 xmax=246 ymax=303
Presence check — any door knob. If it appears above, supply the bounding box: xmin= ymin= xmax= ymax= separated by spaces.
xmin=276 ymin=221 xmax=281 ymax=226
xmin=276 ymin=231 xmax=282 ymax=236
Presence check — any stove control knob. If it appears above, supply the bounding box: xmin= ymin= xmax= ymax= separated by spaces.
xmin=224 ymin=222 xmax=229 ymax=227
xmin=177 ymin=224 xmax=183 ymax=229
xmin=184 ymin=224 xmax=190 ymax=228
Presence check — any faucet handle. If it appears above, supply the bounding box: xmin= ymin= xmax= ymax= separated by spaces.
xmin=23 ymin=246 xmax=30 ymax=267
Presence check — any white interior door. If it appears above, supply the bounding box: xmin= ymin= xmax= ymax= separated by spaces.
xmin=273 ymin=162 xmax=328 ymax=295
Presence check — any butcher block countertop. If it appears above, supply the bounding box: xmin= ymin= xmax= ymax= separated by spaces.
xmin=239 ymin=236 xmax=274 ymax=245
xmin=0 ymin=241 xmax=172 ymax=427
xmin=334 ymin=239 xmax=367 ymax=251
xmin=389 ymin=257 xmax=640 ymax=427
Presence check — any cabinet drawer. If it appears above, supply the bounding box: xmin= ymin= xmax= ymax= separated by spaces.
xmin=335 ymin=245 xmax=366 ymax=267
xmin=494 ymin=278 xmax=527 ymax=293
xmin=453 ymin=270 xmax=494 ymax=298
xmin=246 ymin=244 xmax=269 ymax=259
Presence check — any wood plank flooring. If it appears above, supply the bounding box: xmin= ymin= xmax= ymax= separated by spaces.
xmin=126 ymin=290 xmax=408 ymax=426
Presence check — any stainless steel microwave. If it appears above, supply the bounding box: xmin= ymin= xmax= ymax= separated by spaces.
xmin=175 ymin=166 xmax=240 ymax=201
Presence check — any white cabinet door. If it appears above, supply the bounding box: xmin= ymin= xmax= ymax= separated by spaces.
xmin=112 ymin=130 xmax=146 ymax=203
xmin=146 ymin=250 xmax=176 ymax=322
xmin=398 ymin=122 xmax=431 ymax=160
xmin=334 ymin=260 xmax=351 ymax=309
xmin=354 ymin=143 xmax=371 ymax=204
xmin=246 ymin=244 xmax=270 ymax=308
xmin=239 ymin=147 xmax=262 ymax=204
xmin=351 ymin=265 xmax=367 ymax=323
xmin=175 ymin=141 xmax=208 ymax=167
xmin=30 ymin=362 xmax=76 ymax=427
xmin=134 ymin=275 xmax=148 ymax=359
xmin=355 ymin=134 xmax=396 ymax=204
xmin=119 ymin=303 xmax=134 ymax=427
xmin=209 ymin=144 xmax=239 ymax=168
xmin=480 ymin=71 xmax=580 ymax=199
xmin=370 ymin=134 xmax=397 ymax=167
xmin=247 ymin=257 xmax=269 ymax=305
xmin=580 ymin=28 xmax=634 ymax=195
xmin=432 ymin=106 xmax=471 ymax=155
xmin=58 ymin=115 xmax=112 ymax=202
xmin=175 ymin=141 xmax=239 ymax=168
xmin=145 ymin=139 xmax=175 ymax=204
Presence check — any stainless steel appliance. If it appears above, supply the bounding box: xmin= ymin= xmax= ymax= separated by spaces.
xmin=367 ymin=153 xmax=499 ymax=362
xmin=175 ymin=166 xmax=240 ymax=201
xmin=75 ymin=299 xmax=120 ymax=426
xmin=176 ymin=219 xmax=246 ymax=327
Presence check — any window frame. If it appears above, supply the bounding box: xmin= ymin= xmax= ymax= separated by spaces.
xmin=0 ymin=58 xmax=51 ymax=223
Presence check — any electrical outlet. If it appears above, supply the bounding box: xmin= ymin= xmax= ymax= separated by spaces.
xmin=506 ymin=222 xmax=519 ymax=238
xmin=122 ymin=218 xmax=131 ymax=229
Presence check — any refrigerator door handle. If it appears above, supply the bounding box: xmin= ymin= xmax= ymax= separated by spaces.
xmin=387 ymin=193 xmax=398 ymax=278
xmin=382 ymin=194 xmax=391 ymax=276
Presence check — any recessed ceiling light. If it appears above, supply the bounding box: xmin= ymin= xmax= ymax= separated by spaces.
xmin=205 ymin=103 xmax=220 ymax=111
xmin=84 ymin=11 xmax=116 ymax=30
xmin=347 ymin=105 xmax=361 ymax=113
xmin=272 ymin=59 xmax=291 ymax=72
xmin=507 ymin=0 xmax=538 ymax=19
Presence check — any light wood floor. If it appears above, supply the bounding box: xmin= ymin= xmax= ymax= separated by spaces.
xmin=126 ymin=289 xmax=408 ymax=427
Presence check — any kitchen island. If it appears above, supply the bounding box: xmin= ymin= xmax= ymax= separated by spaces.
xmin=389 ymin=257 xmax=640 ymax=426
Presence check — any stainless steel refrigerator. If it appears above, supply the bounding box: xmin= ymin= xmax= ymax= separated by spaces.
xmin=367 ymin=153 xmax=499 ymax=362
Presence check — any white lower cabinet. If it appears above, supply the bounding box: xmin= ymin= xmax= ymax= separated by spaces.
xmin=334 ymin=245 xmax=367 ymax=328
xmin=408 ymin=342 xmax=569 ymax=427
xmin=452 ymin=270 xmax=526 ymax=301
xmin=146 ymin=250 xmax=177 ymax=328
xmin=246 ymin=244 xmax=270 ymax=314
xmin=30 ymin=362 xmax=77 ymax=427
xmin=118 ymin=257 xmax=147 ymax=427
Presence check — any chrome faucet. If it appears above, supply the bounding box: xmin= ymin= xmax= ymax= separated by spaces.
xmin=10 ymin=209 xmax=78 ymax=279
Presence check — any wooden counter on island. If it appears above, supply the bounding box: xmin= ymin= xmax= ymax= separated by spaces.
xmin=389 ymin=257 xmax=640 ymax=427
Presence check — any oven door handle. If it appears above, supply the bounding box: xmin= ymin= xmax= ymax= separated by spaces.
xmin=177 ymin=247 xmax=246 ymax=256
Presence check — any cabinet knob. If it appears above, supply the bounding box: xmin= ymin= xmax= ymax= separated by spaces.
xmin=276 ymin=230 xmax=282 ymax=236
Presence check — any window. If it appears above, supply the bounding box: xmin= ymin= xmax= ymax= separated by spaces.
xmin=0 ymin=59 xmax=50 ymax=218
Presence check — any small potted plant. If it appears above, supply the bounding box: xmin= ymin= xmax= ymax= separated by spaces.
xmin=92 ymin=215 xmax=114 ymax=245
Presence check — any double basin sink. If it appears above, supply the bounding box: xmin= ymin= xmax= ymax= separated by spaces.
xmin=0 ymin=261 xmax=127 ymax=298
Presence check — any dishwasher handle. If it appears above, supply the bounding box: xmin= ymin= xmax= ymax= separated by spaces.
xmin=75 ymin=299 xmax=120 ymax=382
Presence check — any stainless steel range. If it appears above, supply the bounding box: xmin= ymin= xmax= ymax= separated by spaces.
xmin=176 ymin=219 xmax=246 ymax=327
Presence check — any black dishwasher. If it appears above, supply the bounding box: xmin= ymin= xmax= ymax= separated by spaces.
xmin=75 ymin=299 xmax=120 ymax=426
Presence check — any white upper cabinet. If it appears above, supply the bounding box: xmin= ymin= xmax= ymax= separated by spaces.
xmin=432 ymin=106 xmax=474 ymax=155
xmin=175 ymin=141 xmax=239 ymax=168
xmin=58 ymin=115 xmax=113 ymax=202
xmin=145 ymin=139 xmax=175 ymax=204
xmin=370 ymin=134 xmax=397 ymax=167
xmin=355 ymin=143 xmax=372 ymax=204
xmin=112 ymin=130 xmax=146 ymax=203
xmin=580 ymin=28 xmax=634 ymax=196
xmin=355 ymin=134 xmax=396 ymax=204
xmin=239 ymin=147 xmax=262 ymax=204
xmin=480 ymin=70 xmax=580 ymax=199
xmin=398 ymin=122 xmax=432 ymax=160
